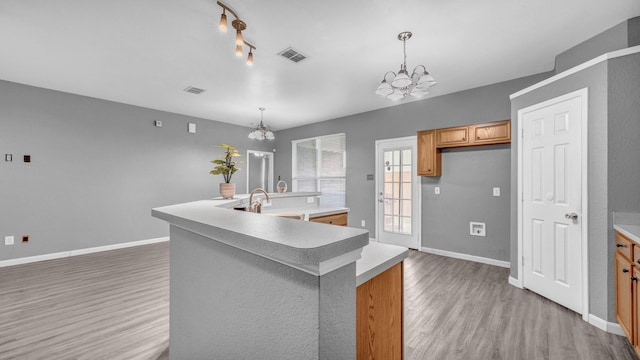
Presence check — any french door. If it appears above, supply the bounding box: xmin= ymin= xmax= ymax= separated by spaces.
xmin=375 ymin=137 xmax=420 ymax=249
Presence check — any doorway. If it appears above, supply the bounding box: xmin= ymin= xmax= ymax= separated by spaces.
xmin=517 ymin=88 xmax=588 ymax=318
xmin=375 ymin=136 xmax=421 ymax=249
xmin=246 ymin=150 xmax=274 ymax=193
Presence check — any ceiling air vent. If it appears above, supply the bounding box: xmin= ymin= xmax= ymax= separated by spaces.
xmin=277 ymin=47 xmax=307 ymax=63
xmin=184 ymin=86 xmax=206 ymax=95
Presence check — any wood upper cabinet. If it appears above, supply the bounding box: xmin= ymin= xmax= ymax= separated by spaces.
xmin=417 ymin=120 xmax=511 ymax=177
xmin=417 ymin=130 xmax=441 ymax=176
xmin=436 ymin=126 xmax=469 ymax=147
xmin=470 ymin=120 xmax=511 ymax=145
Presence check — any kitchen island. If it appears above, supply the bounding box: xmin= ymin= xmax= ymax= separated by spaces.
xmin=152 ymin=194 xmax=408 ymax=360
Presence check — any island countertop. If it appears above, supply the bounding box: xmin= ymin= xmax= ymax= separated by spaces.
xmin=152 ymin=199 xmax=369 ymax=275
xmin=152 ymin=198 xmax=408 ymax=280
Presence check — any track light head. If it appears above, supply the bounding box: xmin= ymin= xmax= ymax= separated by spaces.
xmin=218 ymin=10 xmax=228 ymax=32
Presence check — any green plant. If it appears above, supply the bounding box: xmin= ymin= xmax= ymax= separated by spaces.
xmin=210 ymin=144 xmax=241 ymax=183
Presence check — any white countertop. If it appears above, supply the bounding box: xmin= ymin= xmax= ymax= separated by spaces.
xmin=615 ymin=224 xmax=640 ymax=243
xmin=152 ymin=200 xmax=368 ymax=276
xmin=153 ymin=196 xmax=407 ymax=280
xmin=356 ymin=241 xmax=409 ymax=286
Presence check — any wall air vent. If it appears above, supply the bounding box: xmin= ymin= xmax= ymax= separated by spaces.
xmin=277 ymin=47 xmax=307 ymax=63
xmin=184 ymin=86 xmax=206 ymax=95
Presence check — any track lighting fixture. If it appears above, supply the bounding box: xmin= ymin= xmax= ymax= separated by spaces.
xmin=217 ymin=1 xmax=256 ymax=66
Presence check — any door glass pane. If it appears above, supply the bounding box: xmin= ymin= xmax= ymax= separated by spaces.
xmin=382 ymin=148 xmax=412 ymax=235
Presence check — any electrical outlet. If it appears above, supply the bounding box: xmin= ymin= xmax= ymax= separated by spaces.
xmin=262 ymin=200 xmax=272 ymax=208
xmin=493 ymin=187 xmax=501 ymax=196
xmin=5 ymin=236 xmax=14 ymax=245
xmin=154 ymin=120 xmax=162 ymax=127
xmin=435 ymin=187 xmax=440 ymax=195
xmin=361 ymin=220 xmax=366 ymax=227
xmin=5 ymin=154 xmax=12 ymax=162
xmin=307 ymin=196 xmax=315 ymax=204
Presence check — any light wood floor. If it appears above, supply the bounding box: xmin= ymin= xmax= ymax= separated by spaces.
xmin=0 ymin=243 xmax=636 ymax=360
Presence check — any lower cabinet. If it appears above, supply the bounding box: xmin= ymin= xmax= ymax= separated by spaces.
xmin=309 ymin=212 xmax=348 ymax=226
xmin=356 ymin=262 xmax=403 ymax=360
xmin=616 ymin=250 xmax=634 ymax=340
xmin=615 ymin=230 xmax=640 ymax=356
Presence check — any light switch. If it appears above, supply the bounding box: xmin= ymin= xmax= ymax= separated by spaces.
xmin=4 ymin=236 xmax=14 ymax=245
xmin=493 ymin=187 xmax=500 ymax=196
xmin=434 ymin=187 xmax=440 ymax=195
xmin=5 ymin=154 xmax=12 ymax=162
xmin=154 ymin=120 xmax=162 ymax=127
xmin=188 ymin=123 xmax=196 ymax=133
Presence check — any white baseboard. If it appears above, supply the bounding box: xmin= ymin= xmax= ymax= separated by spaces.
xmin=0 ymin=237 xmax=170 ymax=268
xmin=588 ymin=314 xmax=625 ymax=336
xmin=508 ymin=276 xmax=523 ymax=288
xmin=421 ymin=247 xmax=510 ymax=268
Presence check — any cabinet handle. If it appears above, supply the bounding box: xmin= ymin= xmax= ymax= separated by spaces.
xmin=462 ymin=137 xmax=466 ymax=141
xmin=617 ymin=243 xmax=627 ymax=248
xmin=623 ymin=268 xmax=630 ymax=273
xmin=632 ymin=276 xmax=638 ymax=281
xmin=477 ymin=136 xmax=480 ymax=140
xmin=637 ymin=259 xmax=640 ymax=265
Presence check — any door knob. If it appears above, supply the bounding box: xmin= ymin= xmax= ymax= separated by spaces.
xmin=565 ymin=212 xmax=578 ymax=221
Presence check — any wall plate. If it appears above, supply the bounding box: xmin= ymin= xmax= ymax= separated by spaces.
xmin=470 ymin=222 xmax=486 ymax=237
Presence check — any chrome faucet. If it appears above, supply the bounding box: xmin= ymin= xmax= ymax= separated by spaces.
xmin=249 ymin=188 xmax=270 ymax=214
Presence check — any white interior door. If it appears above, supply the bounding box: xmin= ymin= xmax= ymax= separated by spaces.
xmin=520 ymin=89 xmax=587 ymax=315
xmin=375 ymin=137 xmax=420 ymax=249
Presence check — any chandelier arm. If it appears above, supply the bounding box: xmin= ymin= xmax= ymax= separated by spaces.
xmin=382 ymin=71 xmax=397 ymax=82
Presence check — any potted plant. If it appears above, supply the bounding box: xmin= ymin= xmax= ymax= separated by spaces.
xmin=210 ymin=144 xmax=241 ymax=199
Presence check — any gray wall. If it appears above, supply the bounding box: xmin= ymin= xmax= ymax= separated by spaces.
xmin=554 ymin=17 xmax=640 ymax=74
xmin=0 ymin=79 xmax=272 ymax=261
xmin=607 ymin=53 xmax=640 ymax=320
xmin=275 ymin=73 xmax=549 ymax=262
xmin=510 ymin=52 xmax=640 ymax=322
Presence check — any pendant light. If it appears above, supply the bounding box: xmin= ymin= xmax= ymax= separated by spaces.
xmin=375 ymin=32 xmax=436 ymax=100
xmin=248 ymin=108 xmax=274 ymax=140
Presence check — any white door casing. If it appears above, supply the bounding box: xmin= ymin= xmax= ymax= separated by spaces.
xmin=517 ymin=88 xmax=588 ymax=319
xmin=375 ymin=137 xmax=421 ymax=249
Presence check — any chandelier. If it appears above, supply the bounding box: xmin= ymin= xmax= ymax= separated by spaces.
xmin=217 ymin=1 xmax=256 ymax=66
xmin=248 ymin=107 xmax=274 ymax=140
xmin=375 ymin=32 xmax=436 ymax=100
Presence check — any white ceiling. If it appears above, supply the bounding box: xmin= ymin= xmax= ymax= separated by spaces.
xmin=0 ymin=0 xmax=638 ymax=131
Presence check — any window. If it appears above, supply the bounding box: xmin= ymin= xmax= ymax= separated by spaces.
xmin=292 ymin=133 xmax=346 ymax=207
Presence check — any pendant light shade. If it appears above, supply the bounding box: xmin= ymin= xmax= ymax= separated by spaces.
xmin=375 ymin=32 xmax=436 ymax=101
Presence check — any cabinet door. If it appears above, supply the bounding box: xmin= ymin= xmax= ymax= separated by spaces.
xmin=357 ymin=262 xmax=403 ymax=360
xmin=635 ymin=267 xmax=640 ymax=349
xmin=616 ymin=251 xmax=634 ymax=340
xmin=470 ymin=120 xmax=511 ymax=145
xmin=417 ymin=130 xmax=441 ymax=176
xmin=436 ymin=126 xmax=469 ymax=147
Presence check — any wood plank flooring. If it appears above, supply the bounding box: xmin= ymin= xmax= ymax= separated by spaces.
xmin=0 ymin=243 xmax=636 ymax=359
